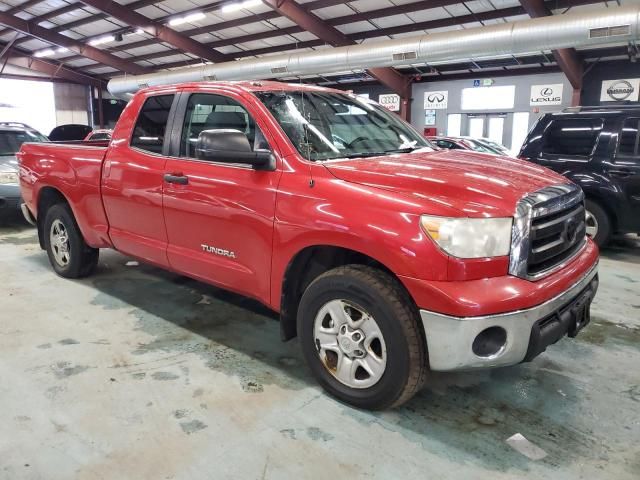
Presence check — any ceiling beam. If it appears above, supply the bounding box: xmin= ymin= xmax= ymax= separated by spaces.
xmin=264 ymin=0 xmax=413 ymax=103
xmin=78 ymin=0 xmax=230 ymax=64
xmin=0 ymin=43 xmax=105 ymax=87
xmin=3 ymin=0 xmax=162 ymax=49
xmin=101 ymin=0 xmax=601 ymax=68
xmin=55 ymin=0 xmax=347 ymax=64
xmin=519 ymin=0 xmax=584 ymax=99
xmin=0 ymin=11 xmax=150 ymax=75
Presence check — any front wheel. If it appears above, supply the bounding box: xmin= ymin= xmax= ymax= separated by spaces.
xmin=43 ymin=203 xmax=99 ymax=278
xmin=297 ymin=265 xmax=427 ymax=410
xmin=585 ymin=199 xmax=611 ymax=247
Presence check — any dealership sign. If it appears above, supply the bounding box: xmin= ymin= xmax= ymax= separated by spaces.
xmin=378 ymin=93 xmax=400 ymax=111
xmin=530 ymin=84 xmax=563 ymax=106
xmin=600 ymin=79 xmax=640 ymax=102
xmin=424 ymin=91 xmax=448 ymax=109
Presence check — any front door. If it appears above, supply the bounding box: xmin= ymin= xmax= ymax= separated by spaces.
xmin=101 ymin=93 xmax=176 ymax=266
xmin=162 ymin=90 xmax=281 ymax=303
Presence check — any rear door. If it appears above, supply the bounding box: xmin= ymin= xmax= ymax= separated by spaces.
xmin=101 ymin=92 xmax=177 ymax=266
xmin=610 ymin=116 xmax=640 ymax=230
xmin=161 ymin=89 xmax=281 ymax=302
xmin=534 ymin=117 xmax=604 ymax=174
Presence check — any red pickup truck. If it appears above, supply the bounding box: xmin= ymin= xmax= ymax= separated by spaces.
xmin=18 ymin=81 xmax=599 ymax=409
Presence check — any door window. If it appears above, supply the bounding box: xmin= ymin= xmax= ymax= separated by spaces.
xmin=541 ymin=118 xmax=603 ymax=157
xmin=618 ymin=117 xmax=640 ymax=157
xmin=130 ymin=94 xmax=174 ymax=154
xmin=180 ymin=93 xmax=266 ymax=159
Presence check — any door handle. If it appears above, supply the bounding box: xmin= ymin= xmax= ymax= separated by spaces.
xmin=608 ymin=168 xmax=633 ymax=178
xmin=164 ymin=173 xmax=189 ymax=185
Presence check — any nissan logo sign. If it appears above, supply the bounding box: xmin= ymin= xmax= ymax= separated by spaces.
xmin=540 ymin=87 xmax=553 ymax=97
xmin=607 ymin=80 xmax=634 ymax=101
xmin=427 ymin=93 xmax=445 ymax=103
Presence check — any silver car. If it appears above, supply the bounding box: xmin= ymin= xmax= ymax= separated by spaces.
xmin=0 ymin=124 xmax=48 ymax=217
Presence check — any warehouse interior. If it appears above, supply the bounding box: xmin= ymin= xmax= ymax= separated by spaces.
xmin=0 ymin=0 xmax=639 ymax=479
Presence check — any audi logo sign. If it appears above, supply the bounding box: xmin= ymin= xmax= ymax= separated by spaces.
xmin=378 ymin=93 xmax=401 ymax=111
xmin=424 ymin=90 xmax=448 ymax=109
xmin=530 ymin=84 xmax=564 ymax=106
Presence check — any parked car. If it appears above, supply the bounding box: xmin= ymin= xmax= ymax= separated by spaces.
xmin=18 ymin=81 xmax=598 ymax=409
xmin=0 ymin=124 xmax=47 ymax=217
xmin=428 ymin=136 xmax=505 ymax=155
xmin=519 ymin=106 xmax=640 ymax=247
xmin=49 ymin=124 xmax=92 ymax=141
xmin=84 ymin=129 xmax=113 ymax=141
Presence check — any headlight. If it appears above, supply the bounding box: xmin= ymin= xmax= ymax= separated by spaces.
xmin=421 ymin=215 xmax=513 ymax=258
xmin=0 ymin=172 xmax=19 ymax=185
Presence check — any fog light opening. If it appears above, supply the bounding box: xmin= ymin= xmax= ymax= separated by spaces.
xmin=472 ymin=326 xmax=507 ymax=358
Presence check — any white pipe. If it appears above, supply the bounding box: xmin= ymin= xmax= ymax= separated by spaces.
xmin=108 ymin=5 xmax=640 ymax=96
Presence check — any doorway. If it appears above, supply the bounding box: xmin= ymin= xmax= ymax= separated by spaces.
xmin=462 ymin=113 xmax=508 ymax=144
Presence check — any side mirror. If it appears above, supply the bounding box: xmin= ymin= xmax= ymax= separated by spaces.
xmin=195 ymin=129 xmax=274 ymax=170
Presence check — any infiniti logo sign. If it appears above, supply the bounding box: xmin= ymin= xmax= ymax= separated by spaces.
xmin=427 ymin=93 xmax=445 ymax=103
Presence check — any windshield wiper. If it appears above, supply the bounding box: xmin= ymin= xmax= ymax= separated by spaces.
xmin=338 ymin=152 xmax=388 ymax=159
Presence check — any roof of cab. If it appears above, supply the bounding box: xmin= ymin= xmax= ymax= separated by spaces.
xmin=137 ymin=80 xmax=346 ymax=96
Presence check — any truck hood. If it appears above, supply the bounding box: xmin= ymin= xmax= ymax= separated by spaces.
xmin=323 ymin=149 xmax=568 ymax=218
xmin=0 ymin=155 xmax=18 ymax=174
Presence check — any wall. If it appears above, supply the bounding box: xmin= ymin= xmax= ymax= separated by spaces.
xmin=410 ymin=72 xmax=571 ymax=150
xmin=53 ymin=83 xmax=90 ymax=126
xmin=582 ymin=60 xmax=640 ymax=106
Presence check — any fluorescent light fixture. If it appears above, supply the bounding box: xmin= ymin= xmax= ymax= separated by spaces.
xmin=56 ymin=47 xmax=69 ymax=53
xmin=34 ymin=49 xmax=55 ymax=57
xmin=222 ymin=0 xmax=262 ymax=13
xmin=168 ymin=12 xmax=206 ymax=26
xmin=88 ymin=35 xmax=115 ymax=46
xmin=135 ymin=28 xmax=145 ymax=35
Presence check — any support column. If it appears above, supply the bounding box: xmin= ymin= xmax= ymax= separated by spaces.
xmin=96 ymin=87 xmax=104 ymax=129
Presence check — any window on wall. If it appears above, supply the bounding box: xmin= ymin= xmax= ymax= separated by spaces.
xmin=447 ymin=114 xmax=461 ymax=136
xmin=618 ymin=118 xmax=640 ymax=157
xmin=541 ymin=118 xmax=603 ymax=157
xmin=461 ymin=85 xmax=515 ymax=110
xmin=0 ymin=79 xmax=56 ymax=136
xmin=511 ymin=112 xmax=530 ymax=154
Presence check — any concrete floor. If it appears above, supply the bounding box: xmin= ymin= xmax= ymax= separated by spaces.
xmin=0 ymin=218 xmax=639 ymax=480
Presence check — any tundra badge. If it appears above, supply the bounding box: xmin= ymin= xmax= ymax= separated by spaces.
xmin=201 ymin=244 xmax=236 ymax=259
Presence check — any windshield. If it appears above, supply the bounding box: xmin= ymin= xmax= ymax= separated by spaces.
xmin=256 ymin=91 xmax=431 ymax=161
xmin=463 ymin=138 xmax=500 ymax=155
xmin=0 ymin=130 xmax=47 ymax=156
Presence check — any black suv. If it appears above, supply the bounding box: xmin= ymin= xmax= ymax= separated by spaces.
xmin=519 ymin=106 xmax=640 ymax=246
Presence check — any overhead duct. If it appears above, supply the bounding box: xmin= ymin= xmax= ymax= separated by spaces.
xmin=108 ymin=5 xmax=640 ymax=96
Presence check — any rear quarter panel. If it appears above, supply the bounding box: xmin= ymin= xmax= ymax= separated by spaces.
xmin=18 ymin=142 xmax=111 ymax=248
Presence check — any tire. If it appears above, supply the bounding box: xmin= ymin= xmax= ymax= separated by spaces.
xmin=585 ymin=199 xmax=611 ymax=247
xmin=43 ymin=203 xmax=99 ymax=278
xmin=297 ymin=265 xmax=427 ymax=410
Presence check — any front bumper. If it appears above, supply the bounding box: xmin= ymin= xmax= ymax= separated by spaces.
xmin=420 ymin=262 xmax=599 ymax=371
xmin=0 ymin=185 xmax=21 ymax=215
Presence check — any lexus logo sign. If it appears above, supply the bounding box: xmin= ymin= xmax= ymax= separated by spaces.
xmin=530 ymin=84 xmax=563 ymax=106
xmin=424 ymin=90 xmax=448 ymax=109
xmin=601 ymin=78 xmax=640 ymax=102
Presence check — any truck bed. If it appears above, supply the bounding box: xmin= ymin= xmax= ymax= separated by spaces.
xmin=18 ymin=141 xmax=112 ymax=248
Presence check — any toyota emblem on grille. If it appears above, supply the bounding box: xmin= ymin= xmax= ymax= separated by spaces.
xmin=564 ymin=217 xmax=579 ymax=244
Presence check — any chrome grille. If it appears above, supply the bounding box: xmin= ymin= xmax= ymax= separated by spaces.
xmin=510 ymin=184 xmax=586 ymax=280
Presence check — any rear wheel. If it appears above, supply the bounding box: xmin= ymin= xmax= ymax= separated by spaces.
xmin=298 ymin=265 xmax=427 ymax=410
xmin=43 ymin=203 xmax=98 ymax=278
xmin=585 ymin=199 xmax=611 ymax=247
